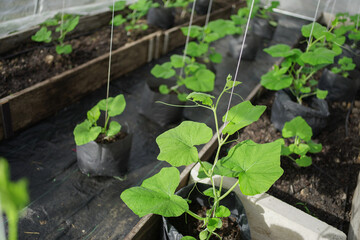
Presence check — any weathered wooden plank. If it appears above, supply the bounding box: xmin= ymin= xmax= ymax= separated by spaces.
xmin=0 ymin=32 xmax=158 ymax=140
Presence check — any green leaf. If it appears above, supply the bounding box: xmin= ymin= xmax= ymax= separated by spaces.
xmin=209 ymin=52 xmax=222 ymax=63
xmin=120 ymin=167 xmax=189 ymax=217
xmin=97 ymin=94 xmax=126 ymax=117
xmin=203 ymin=188 xmax=215 ymax=198
xmin=32 ymin=26 xmax=52 ymax=43
xmin=159 ymin=84 xmax=170 ymax=94
xmin=170 ymin=54 xmax=191 ymax=68
xmin=0 ymin=158 xmax=29 ymax=240
xmin=87 ymin=106 xmax=101 ymax=124
xmin=151 ymin=62 xmax=176 ymax=79
xmin=184 ymin=69 xmax=215 ymax=92
xmin=301 ymin=48 xmax=337 ymax=66
xmin=177 ymin=93 xmax=188 ymax=102
xmin=107 ymin=121 xmax=121 ymax=137
xmin=308 ymin=140 xmax=322 ymax=153
xmin=264 ymin=44 xmax=297 ymax=57
xmin=204 ymin=32 xmax=220 ymax=43
xmin=215 ymin=205 xmax=231 ymax=217
xmin=73 ymin=120 xmax=102 ymax=145
xmin=207 ymin=218 xmax=222 ymax=232
xmin=296 ymin=156 xmax=312 ymax=167
xmin=42 ymin=18 xmax=58 ymax=26
xmin=282 ymin=116 xmax=313 ymax=141
xmin=225 ymin=74 xmax=241 ymax=88
xmin=316 ymin=89 xmax=328 ymax=99
xmin=181 ymin=25 xmax=203 ymax=38
xmin=301 ymin=22 xmax=327 ymax=39
xmin=219 ymin=140 xmax=283 ymax=195
xmin=289 ymin=143 xmax=310 ymax=155
xmin=182 ymin=237 xmax=197 ymax=240
xmin=56 ymin=44 xmax=72 ymax=54
xmin=111 ymin=14 xmax=126 ymax=26
xmin=156 ymin=121 xmax=213 ymax=166
xmin=199 ymin=231 xmax=208 ymax=240
xmin=111 ymin=0 xmax=126 ymax=11
xmin=261 ymin=68 xmax=293 ymax=90
xmin=186 ymin=92 xmax=215 ymax=106
xmin=185 ymin=42 xmax=208 ymax=57
xmin=222 ymin=101 xmax=266 ymax=135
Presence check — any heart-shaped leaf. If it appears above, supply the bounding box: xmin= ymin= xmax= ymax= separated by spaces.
xmin=218 ymin=140 xmax=283 ymax=195
xmin=222 ymin=101 xmax=266 ymax=135
xmin=282 ymin=116 xmax=313 ymax=141
xmin=186 ymin=92 xmax=215 ymax=107
xmin=73 ymin=120 xmax=102 ymax=145
xmin=156 ymin=121 xmax=213 ymax=166
xmin=97 ymin=94 xmax=126 ymax=117
xmin=151 ymin=62 xmax=176 ymax=79
xmin=120 ymin=167 xmax=189 ymax=217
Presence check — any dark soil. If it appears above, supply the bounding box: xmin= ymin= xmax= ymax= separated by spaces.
xmin=0 ymin=2 xmax=228 ymax=99
xmin=95 ymin=131 xmax=128 ymax=144
xmin=235 ymin=90 xmax=360 ymax=233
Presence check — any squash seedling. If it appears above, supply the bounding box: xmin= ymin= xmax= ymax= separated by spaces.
xmin=260 ymin=22 xmax=348 ymax=104
xmin=0 ymin=158 xmax=29 ymax=240
xmin=73 ymin=94 xmax=126 ymax=145
xmin=277 ymin=116 xmax=322 ymax=167
xmin=181 ymin=19 xmax=240 ymax=64
xmin=331 ymin=56 xmax=356 ymax=78
xmin=150 ymin=54 xmax=215 ymax=101
xmin=31 ymin=13 xmax=79 ymax=55
xmin=121 ymin=76 xmax=283 ymax=239
xmin=110 ymin=0 xmax=159 ymax=34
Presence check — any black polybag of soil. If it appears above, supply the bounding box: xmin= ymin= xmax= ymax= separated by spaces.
xmin=162 ymin=183 xmax=251 ymax=240
xmin=319 ymin=68 xmax=360 ymax=102
xmin=147 ymin=7 xmax=175 ymax=29
xmin=228 ymin=33 xmax=262 ymax=60
xmin=76 ymin=124 xmax=133 ymax=177
xmin=251 ymin=17 xmax=276 ymax=40
xmin=189 ymin=0 xmax=211 ymax=15
xmin=139 ymin=83 xmax=184 ymax=126
xmin=271 ymin=89 xmax=330 ymax=136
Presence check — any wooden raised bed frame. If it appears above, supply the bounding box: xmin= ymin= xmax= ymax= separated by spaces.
xmin=0 ymin=1 xmax=242 ymax=141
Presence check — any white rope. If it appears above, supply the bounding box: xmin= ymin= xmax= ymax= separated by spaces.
xmin=327 ymin=0 xmax=337 ymax=30
xmin=223 ymin=0 xmax=255 ymax=125
xmin=180 ymin=0 xmax=197 ymax=78
xmin=356 ymin=2 xmax=360 ymax=30
xmin=307 ymin=0 xmax=322 ymax=50
xmin=105 ymin=0 xmax=116 ymax=121
xmin=204 ymin=0 xmax=214 ymax=29
xmin=60 ymin=0 xmax=65 ymax=39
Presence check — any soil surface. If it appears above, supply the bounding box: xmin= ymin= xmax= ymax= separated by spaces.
xmin=0 ymin=2 xmax=227 ymax=99
xmin=235 ymin=90 xmax=360 ymax=233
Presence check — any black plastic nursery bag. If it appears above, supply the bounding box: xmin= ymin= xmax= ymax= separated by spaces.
xmin=76 ymin=125 xmax=133 ymax=177
xmin=228 ymin=34 xmax=262 ymax=60
xmin=139 ymin=83 xmax=184 ymax=127
xmin=188 ymin=0 xmax=211 ymax=15
xmin=251 ymin=17 xmax=276 ymax=40
xmin=271 ymin=90 xmax=330 ymax=136
xmin=147 ymin=7 xmax=175 ymax=29
xmin=319 ymin=68 xmax=360 ymax=102
xmin=162 ymin=183 xmax=251 ymax=240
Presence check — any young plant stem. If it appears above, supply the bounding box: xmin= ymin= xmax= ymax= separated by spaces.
xmin=186 ymin=209 xmax=206 ymax=221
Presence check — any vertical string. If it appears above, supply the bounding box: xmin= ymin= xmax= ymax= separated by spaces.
xmin=0 ymin=198 xmax=5 ymax=240
xmin=204 ymin=0 xmax=214 ymax=29
xmin=105 ymin=0 xmax=116 ymax=122
xmin=223 ymin=0 xmax=255 ymax=125
xmin=307 ymin=0 xmax=322 ymax=50
xmin=60 ymin=0 xmax=65 ymax=40
xmin=327 ymin=0 xmax=337 ymax=30
xmin=356 ymin=2 xmax=360 ymax=30
xmin=180 ymin=0 xmax=197 ymax=78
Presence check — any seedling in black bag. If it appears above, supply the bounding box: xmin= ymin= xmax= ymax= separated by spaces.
xmin=73 ymin=94 xmax=126 ymax=145
xmin=260 ymin=22 xmax=348 ymax=104
xmin=31 ymin=13 xmax=79 ymax=55
xmin=151 ymin=54 xmax=215 ymax=101
xmin=277 ymin=116 xmax=322 ymax=167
